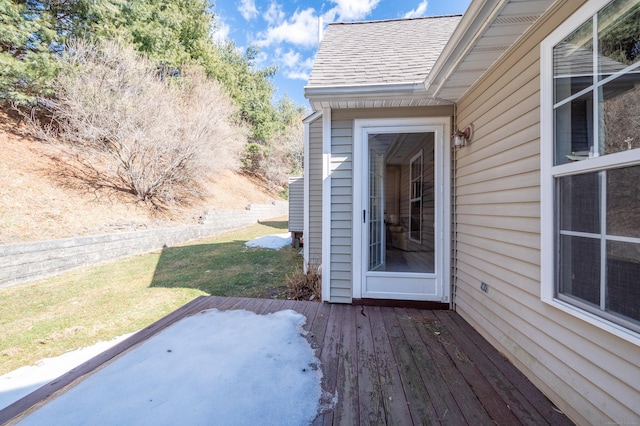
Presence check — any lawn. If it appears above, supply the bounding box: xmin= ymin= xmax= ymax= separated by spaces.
xmin=0 ymin=219 xmax=301 ymax=375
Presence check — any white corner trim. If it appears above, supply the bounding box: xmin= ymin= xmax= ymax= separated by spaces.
xmin=321 ymin=108 xmax=332 ymax=302
xmin=540 ymin=37 xmax=554 ymax=302
xmin=441 ymin=117 xmax=452 ymax=303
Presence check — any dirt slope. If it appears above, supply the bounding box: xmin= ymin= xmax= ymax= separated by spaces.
xmin=0 ymin=111 xmax=283 ymax=244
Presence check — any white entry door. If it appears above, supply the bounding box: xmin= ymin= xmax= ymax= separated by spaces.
xmin=353 ymin=118 xmax=450 ymax=302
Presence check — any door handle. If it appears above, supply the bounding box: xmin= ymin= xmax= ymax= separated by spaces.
xmin=363 ymin=210 xmax=366 ymax=223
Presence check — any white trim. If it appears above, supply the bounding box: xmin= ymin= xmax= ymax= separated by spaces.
xmin=550 ymin=150 xmax=640 ymax=177
xmin=542 ymin=0 xmax=613 ymax=48
xmin=352 ymin=119 xmax=363 ymax=300
xmin=542 ymin=298 xmax=640 ymax=346
xmin=442 ymin=119 xmax=452 ymax=304
xmin=305 ymin=81 xmax=425 ymax=98
xmin=302 ymin=111 xmax=322 ymax=273
xmin=352 ymin=117 xmax=451 ymax=302
xmin=408 ymin=150 xmax=424 ymax=244
xmin=321 ymin=108 xmax=332 ymax=302
xmin=540 ymin=0 xmax=640 ymax=346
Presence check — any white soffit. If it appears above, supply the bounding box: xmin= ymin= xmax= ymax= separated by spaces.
xmin=424 ymin=0 xmax=556 ymax=102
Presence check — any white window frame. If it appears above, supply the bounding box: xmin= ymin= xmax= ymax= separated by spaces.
xmin=541 ymin=0 xmax=640 ymax=345
xmin=409 ymin=150 xmax=423 ymax=244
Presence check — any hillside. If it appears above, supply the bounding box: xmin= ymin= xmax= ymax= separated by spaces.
xmin=0 ymin=111 xmax=284 ymax=244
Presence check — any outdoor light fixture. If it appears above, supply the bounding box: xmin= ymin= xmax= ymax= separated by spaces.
xmin=453 ymin=125 xmax=473 ymax=147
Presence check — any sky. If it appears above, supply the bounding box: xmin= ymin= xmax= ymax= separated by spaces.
xmin=3 ymin=308 xmax=324 ymax=425
xmin=210 ymin=0 xmax=473 ymax=109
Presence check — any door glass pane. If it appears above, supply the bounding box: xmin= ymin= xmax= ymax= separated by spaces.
xmin=607 ymin=240 xmax=640 ymax=323
xmin=368 ymin=133 xmax=434 ymax=273
xmin=558 ymin=172 xmax=600 ymax=234
xmin=607 ymin=165 xmax=640 ymax=238
xmin=368 ymin=140 xmax=384 ymax=271
xmin=558 ymin=235 xmax=601 ymax=306
xmin=409 ymin=152 xmax=423 ymax=243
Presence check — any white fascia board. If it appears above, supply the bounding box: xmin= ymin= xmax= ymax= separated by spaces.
xmin=304 ymin=81 xmax=426 ymax=101
xmin=423 ymin=0 xmax=508 ymax=100
xmin=303 ymin=110 xmax=323 ymax=124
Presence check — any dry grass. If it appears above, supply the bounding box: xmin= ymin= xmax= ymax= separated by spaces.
xmin=285 ymin=262 xmax=321 ymax=301
xmin=0 ymin=110 xmax=282 ymax=243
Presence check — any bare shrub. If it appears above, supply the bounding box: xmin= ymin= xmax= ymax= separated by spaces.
xmin=263 ymin=117 xmax=304 ymax=192
xmin=286 ymin=262 xmax=321 ymax=301
xmin=603 ymin=84 xmax=640 ymax=153
xmin=42 ymin=39 xmax=246 ymax=207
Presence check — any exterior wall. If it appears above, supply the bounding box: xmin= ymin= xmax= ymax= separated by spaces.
xmin=326 ymin=106 xmax=453 ymax=303
xmin=453 ymin=0 xmax=640 ymax=424
xmin=288 ymin=176 xmax=304 ymax=233
xmin=307 ymin=116 xmax=323 ymax=269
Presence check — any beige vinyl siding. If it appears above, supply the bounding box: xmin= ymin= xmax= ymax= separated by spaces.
xmin=328 ymin=106 xmax=453 ymax=302
xmin=453 ymin=0 xmax=640 ymax=424
xmin=329 ymin=119 xmax=353 ymax=303
xmin=307 ymin=117 xmax=323 ymax=268
xmin=288 ymin=177 xmax=303 ymax=232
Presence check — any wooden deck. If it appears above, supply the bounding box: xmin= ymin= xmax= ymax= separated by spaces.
xmin=1 ymin=296 xmax=573 ymax=425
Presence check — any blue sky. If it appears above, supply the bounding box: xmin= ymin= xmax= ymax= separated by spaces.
xmin=211 ymin=0 xmax=472 ymax=109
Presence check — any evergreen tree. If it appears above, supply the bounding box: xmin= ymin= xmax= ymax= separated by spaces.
xmin=0 ymin=0 xmax=60 ymax=104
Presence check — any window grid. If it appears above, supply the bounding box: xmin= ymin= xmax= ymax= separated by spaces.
xmin=550 ymin=0 xmax=640 ymax=335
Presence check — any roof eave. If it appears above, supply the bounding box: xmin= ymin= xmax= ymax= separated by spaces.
xmin=304 ymin=82 xmax=425 ymax=99
xmin=423 ymin=0 xmax=509 ymax=102
xmin=304 ymin=82 xmax=454 ymax=110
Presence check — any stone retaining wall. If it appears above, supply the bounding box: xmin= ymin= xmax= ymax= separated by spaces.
xmin=0 ymin=201 xmax=288 ymax=289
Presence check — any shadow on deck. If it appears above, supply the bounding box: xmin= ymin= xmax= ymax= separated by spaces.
xmin=1 ymin=296 xmax=573 ymax=425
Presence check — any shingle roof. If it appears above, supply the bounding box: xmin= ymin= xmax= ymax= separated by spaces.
xmin=307 ymin=16 xmax=462 ymax=88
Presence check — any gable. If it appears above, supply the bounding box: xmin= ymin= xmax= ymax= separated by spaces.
xmin=307 ymin=16 xmax=462 ymax=88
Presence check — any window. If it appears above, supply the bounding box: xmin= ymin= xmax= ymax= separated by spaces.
xmin=409 ymin=151 xmax=423 ymax=243
xmin=542 ymin=0 xmax=640 ymax=339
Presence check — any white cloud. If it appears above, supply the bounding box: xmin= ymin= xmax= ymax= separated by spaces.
xmin=286 ymin=70 xmax=311 ymax=80
xmin=280 ymin=49 xmax=301 ymax=68
xmin=211 ymin=18 xmax=231 ymax=44
xmin=273 ymin=49 xmax=314 ymax=81
xmin=330 ymin=0 xmax=380 ymax=21
xmin=257 ymin=8 xmax=320 ymax=48
xmin=238 ymin=0 xmax=258 ymax=21
xmin=403 ymin=0 xmax=428 ymax=18
xmin=265 ymin=1 xmax=285 ymax=25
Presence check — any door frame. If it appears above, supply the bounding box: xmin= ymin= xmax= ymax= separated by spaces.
xmin=352 ymin=117 xmax=451 ymax=302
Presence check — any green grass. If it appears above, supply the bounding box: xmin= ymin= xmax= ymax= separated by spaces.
xmin=0 ymin=219 xmax=301 ymax=375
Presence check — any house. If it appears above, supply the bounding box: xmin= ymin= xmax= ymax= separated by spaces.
xmin=302 ymin=0 xmax=640 ymax=424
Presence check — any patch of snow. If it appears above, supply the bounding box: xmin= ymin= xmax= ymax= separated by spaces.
xmin=0 ymin=333 xmax=133 ymax=410
xmin=13 ymin=309 xmax=322 ymax=426
xmin=245 ymin=233 xmax=292 ymax=250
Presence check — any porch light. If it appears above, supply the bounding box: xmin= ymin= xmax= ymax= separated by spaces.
xmin=453 ymin=126 xmax=473 ymax=147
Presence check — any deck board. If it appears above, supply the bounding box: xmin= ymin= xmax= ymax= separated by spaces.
xmin=0 ymin=297 xmax=574 ymax=425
